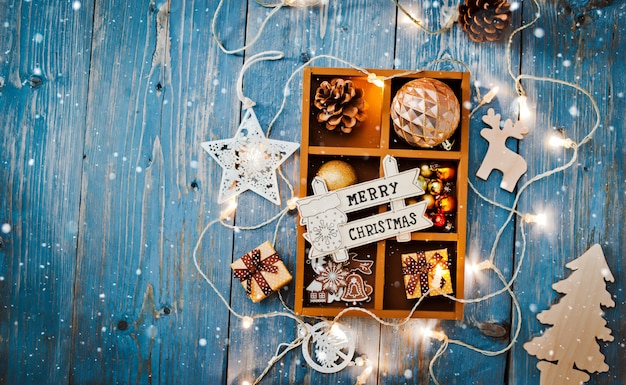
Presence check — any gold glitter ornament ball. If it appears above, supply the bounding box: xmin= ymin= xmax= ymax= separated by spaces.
xmin=390 ymin=78 xmax=460 ymax=148
xmin=316 ymin=160 xmax=358 ymax=190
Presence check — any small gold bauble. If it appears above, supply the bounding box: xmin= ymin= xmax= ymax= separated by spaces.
xmin=316 ymin=160 xmax=358 ymax=190
xmin=437 ymin=195 xmax=456 ymax=213
xmin=390 ymin=78 xmax=460 ymax=148
xmin=421 ymin=193 xmax=436 ymax=211
xmin=428 ymin=179 xmax=443 ymax=195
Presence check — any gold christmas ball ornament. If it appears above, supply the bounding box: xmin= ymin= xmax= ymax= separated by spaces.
xmin=427 ymin=179 xmax=444 ymax=195
xmin=419 ymin=163 xmax=435 ymax=178
xmin=416 ymin=175 xmax=428 ymax=191
xmin=436 ymin=165 xmax=456 ymax=181
xmin=390 ymin=78 xmax=461 ymax=148
xmin=316 ymin=160 xmax=358 ymax=190
xmin=437 ymin=195 xmax=456 ymax=213
xmin=421 ymin=193 xmax=436 ymax=211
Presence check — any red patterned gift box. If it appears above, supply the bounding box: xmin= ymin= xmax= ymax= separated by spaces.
xmin=401 ymin=248 xmax=453 ymax=299
xmin=231 ymin=241 xmax=292 ymax=302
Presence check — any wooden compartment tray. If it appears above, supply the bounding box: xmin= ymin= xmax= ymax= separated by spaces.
xmin=295 ymin=67 xmax=470 ymax=319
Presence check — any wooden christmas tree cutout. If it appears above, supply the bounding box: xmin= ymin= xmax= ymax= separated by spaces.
xmin=523 ymin=244 xmax=615 ymax=385
xmin=476 ymin=108 xmax=529 ymax=192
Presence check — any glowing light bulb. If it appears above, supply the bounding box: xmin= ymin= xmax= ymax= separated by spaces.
xmin=286 ymin=197 xmax=298 ymax=210
xmin=468 ymin=260 xmax=493 ymax=273
xmin=483 ymin=86 xmax=499 ymax=103
xmin=549 ymin=135 xmax=576 ymax=148
xmin=220 ymin=199 xmax=238 ymax=219
xmin=367 ymin=73 xmax=385 ymax=88
xmin=241 ymin=316 xmax=254 ymax=329
xmin=518 ymin=95 xmax=531 ymax=119
xmin=432 ymin=265 xmax=444 ymax=290
xmin=426 ymin=330 xmax=447 ymax=341
xmin=354 ymin=355 xmax=366 ymax=367
xmin=523 ymin=213 xmax=547 ymax=226
xmin=330 ymin=323 xmax=348 ymax=342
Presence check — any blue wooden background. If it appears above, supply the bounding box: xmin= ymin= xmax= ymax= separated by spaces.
xmin=0 ymin=0 xmax=623 ymax=384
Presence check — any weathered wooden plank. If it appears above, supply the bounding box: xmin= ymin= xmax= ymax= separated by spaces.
xmin=69 ymin=1 xmax=246 ymax=384
xmin=223 ymin=1 xmax=397 ymax=384
xmin=155 ymin=1 xmax=248 ymax=383
xmin=376 ymin=1 xmax=524 ymax=384
xmin=0 ymin=1 xmax=94 ymax=384
xmin=1 ymin=0 xmax=623 ymax=384
xmin=511 ymin=1 xmax=625 ymax=384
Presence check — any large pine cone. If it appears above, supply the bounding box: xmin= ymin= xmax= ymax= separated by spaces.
xmin=458 ymin=0 xmax=512 ymax=42
xmin=314 ymin=78 xmax=366 ymax=133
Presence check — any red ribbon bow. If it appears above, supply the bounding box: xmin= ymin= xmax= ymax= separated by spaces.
xmin=402 ymin=252 xmax=431 ymax=296
xmin=233 ymin=249 xmax=280 ymax=297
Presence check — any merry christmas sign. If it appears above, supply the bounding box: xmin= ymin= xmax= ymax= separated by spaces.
xmin=296 ymin=155 xmax=432 ymax=260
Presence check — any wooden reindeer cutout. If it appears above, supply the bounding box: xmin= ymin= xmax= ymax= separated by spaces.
xmin=476 ymin=108 xmax=529 ymax=192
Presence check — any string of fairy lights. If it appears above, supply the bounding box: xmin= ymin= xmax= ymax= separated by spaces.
xmin=194 ymin=0 xmax=603 ymax=384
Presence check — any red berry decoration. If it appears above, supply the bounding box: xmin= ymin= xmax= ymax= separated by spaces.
xmin=431 ymin=213 xmax=446 ymax=227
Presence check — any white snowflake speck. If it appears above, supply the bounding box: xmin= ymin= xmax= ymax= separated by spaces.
xmin=404 ymin=369 xmax=413 ymax=379
xmin=198 ymin=338 xmax=207 ymax=346
xmin=34 ymin=33 xmax=43 ymax=43
xmin=568 ymin=105 xmax=579 ymax=117
xmin=1 ymin=223 xmax=10 ymax=234
xmin=72 ymin=1 xmax=81 ymax=10
xmin=534 ymin=28 xmax=545 ymax=38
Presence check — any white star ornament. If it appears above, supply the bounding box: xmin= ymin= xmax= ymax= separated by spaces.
xmin=201 ymin=109 xmax=299 ymax=205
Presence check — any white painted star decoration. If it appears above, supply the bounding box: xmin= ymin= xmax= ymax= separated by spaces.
xmin=201 ymin=108 xmax=299 ymax=205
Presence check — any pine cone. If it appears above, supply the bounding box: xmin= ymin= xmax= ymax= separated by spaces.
xmin=458 ymin=0 xmax=512 ymax=42
xmin=314 ymin=78 xmax=366 ymax=133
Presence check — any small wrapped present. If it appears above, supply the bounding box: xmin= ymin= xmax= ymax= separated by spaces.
xmin=231 ymin=241 xmax=292 ymax=302
xmin=401 ymin=248 xmax=453 ymax=299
